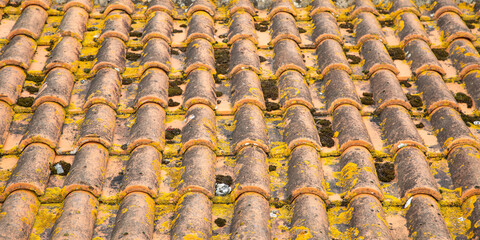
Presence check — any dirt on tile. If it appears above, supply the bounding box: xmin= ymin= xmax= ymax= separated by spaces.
xmin=406 ymin=94 xmax=423 ymax=108
xmin=214 ymin=49 xmax=230 ymax=75
xmin=254 ymin=21 xmax=269 ymax=32
xmin=215 ymin=175 xmax=233 ymax=186
xmin=50 ymin=161 xmax=71 ymax=176
xmin=165 ymin=128 xmax=181 ymax=140
xmin=168 ymin=99 xmax=180 ymax=107
xmin=266 ymin=101 xmax=280 ymax=111
xmin=432 ymin=48 xmax=449 ymax=61
xmin=361 ymin=92 xmax=374 ymax=105
xmin=214 ymin=218 xmax=227 ymax=227
xmin=346 ymin=54 xmax=362 ymax=64
xmin=17 ymin=97 xmax=34 ymax=107
xmin=388 ymin=47 xmax=405 ymax=60
xmin=375 ymin=161 xmax=395 ymax=182
xmin=455 ymin=92 xmax=473 ymax=108
xmin=261 ymin=80 xmax=279 ymax=100
xmin=318 ymin=123 xmax=335 ymax=148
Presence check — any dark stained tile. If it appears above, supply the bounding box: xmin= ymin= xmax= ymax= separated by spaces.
xmin=278 ymin=70 xmax=313 ymax=110
xmin=63 ymin=142 xmax=109 ymax=197
xmin=370 ymin=70 xmax=411 ymax=112
xmin=395 ymin=12 xmax=429 ymax=46
xmin=322 ymin=69 xmax=362 ymax=113
xmin=232 ymin=104 xmax=269 ymax=153
xmin=77 ymin=104 xmax=117 ymax=148
xmin=56 ymin=6 xmax=89 ymax=41
xmin=64 ymin=0 xmax=93 ymax=13
xmin=84 ymin=68 xmax=122 ymax=110
xmin=121 ymin=145 xmax=161 ymax=198
xmin=270 ymin=12 xmax=301 ymax=46
xmin=92 ymin=37 xmax=127 ymax=74
xmin=230 ymin=70 xmax=265 ymax=112
xmin=183 ymin=69 xmax=216 ymax=110
xmin=360 ymin=39 xmax=399 ymax=77
xmin=171 ymin=192 xmax=212 ymax=239
xmin=268 ymin=0 xmax=296 ymax=19
xmin=348 ymin=194 xmax=392 ymax=239
xmin=316 ymin=39 xmax=351 ymax=76
xmin=227 ymin=12 xmax=257 ymax=45
xmin=4 ymin=143 xmax=54 ymax=197
xmin=139 ymin=38 xmax=171 ymax=74
xmin=417 ymin=71 xmax=458 ymax=114
xmin=231 ymin=193 xmax=270 ymax=239
xmin=351 ymin=0 xmax=379 ymax=19
xmin=311 ymin=12 xmax=343 ymax=47
xmin=0 ymin=35 xmax=37 ymax=70
xmin=447 ymin=39 xmax=480 ymax=79
xmin=180 ymin=104 xmax=217 ymax=154
xmin=404 ymin=39 xmax=445 ymax=76
xmin=19 ymin=102 xmax=65 ymax=150
xmin=286 ymin=145 xmax=327 ymax=201
xmin=186 ymin=0 xmax=216 ymax=17
xmin=45 ymin=36 xmax=82 ymax=73
xmin=272 ymin=39 xmax=306 ymax=77
xmin=353 ymin=12 xmax=386 ymax=48
xmin=283 ymin=105 xmax=321 ymax=151
xmin=406 ymin=195 xmax=451 ymax=240
xmin=98 ymin=10 xmax=131 ymax=43
xmin=333 ymin=104 xmax=373 ymax=153
xmin=310 ymin=0 xmax=337 ymax=16
xmin=186 ymin=11 xmax=215 ymax=44
xmin=128 ymin=103 xmax=165 ymax=152
xmin=228 ymin=39 xmax=260 ymax=77
xmin=395 ymin=146 xmax=441 ymax=200
xmin=104 ymin=0 xmax=135 ymax=17
xmin=146 ymin=0 xmax=175 ymax=17
xmin=339 ymin=146 xmax=383 ymax=201
xmin=432 ymin=0 xmax=462 ymax=19
xmin=33 ymin=68 xmax=75 ymax=109
xmin=178 ymin=145 xmax=215 ymax=198
xmin=233 ymin=146 xmax=270 ymax=199
xmin=0 ymin=190 xmax=39 ymax=240
xmin=437 ymin=12 xmax=475 ymax=45
xmin=50 ymin=191 xmax=97 ymax=240
xmin=111 ymin=192 xmax=155 ymax=239
xmin=0 ymin=66 xmax=26 ymax=105
xmin=185 ymin=38 xmax=216 ymax=75
xmin=388 ymin=0 xmax=420 ymax=18
xmin=134 ymin=68 xmax=169 ymax=109
xmin=448 ymin=145 xmax=480 ymax=201
xmin=7 ymin=5 xmax=47 ymax=40
xmin=228 ymin=0 xmax=256 ymax=17
xmin=291 ymin=194 xmax=329 ymax=240
xmin=142 ymin=11 xmax=173 ymax=45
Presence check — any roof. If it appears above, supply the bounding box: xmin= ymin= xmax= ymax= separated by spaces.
xmin=0 ymin=0 xmax=480 ymax=238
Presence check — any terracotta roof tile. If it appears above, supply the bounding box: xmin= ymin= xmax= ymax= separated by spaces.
xmin=333 ymin=104 xmax=373 ymax=152
xmin=146 ymin=0 xmax=175 ymax=17
xmin=354 ymin=12 xmax=386 ymax=47
xmin=171 ymin=192 xmax=212 ymax=239
xmin=405 ymin=195 xmax=451 ymax=239
xmin=91 ymin=37 xmax=127 ymax=74
xmin=448 ymin=39 xmax=480 ymax=79
xmin=270 ymin=12 xmax=301 ymax=45
xmin=227 ymin=11 xmax=257 ymax=45
xmin=351 ymin=0 xmax=379 ymax=18
xmin=103 ymin=0 xmax=134 ymax=17
xmin=291 ymin=194 xmax=329 ymax=239
xmin=322 ymin=69 xmax=362 ymax=112
xmin=0 ymin=190 xmax=39 ymax=239
xmin=370 ymin=70 xmax=411 ymax=111
xmin=417 ymin=71 xmax=458 ymax=113
xmin=142 ymin=11 xmax=173 ymax=45
xmin=230 ymin=69 xmax=265 ymax=111
xmin=228 ymin=0 xmax=256 ymax=17
xmin=184 ymin=38 xmax=215 ymax=75
xmin=395 ymin=12 xmax=429 ymax=46
xmin=404 ymin=38 xmax=445 ymax=76
xmin=283 ymin=104 xmax=322 ymax=151
xmin=448 ymin=145 xmax=480 ymax=201
xmin=278 ymin=70 xmax=313 ymax=110
xmin=7 ymin=5 xmax=47 ymax=40
xmin=139 ymin=38 xmax=171 ymax=74
xmin=0 ymin=35 xmax=37 ymax=69
xmin=45 ymin=36 xmax=81 ymax=72
xmin=64 ymin=0 xmax=93 ymax=13
xmin=389 ymin=0 xmax=420 ymax=18
xmin=437 ymin=12 xmax=475 ymax=45
xmin=0 ymin=65 xmax=26 ymax=105
xmin=128 ymin=103 xmax=166 ymax=152
xmin=311 ymin=12 xmax=343 ymax=47
xmin=134 ymin=68 xmax=168 ymax=109
xmin=316 ymin=39 xmax=351 ymax=76
xmin=348 ymin=194 xmax=392 ymax=239
xmin=432 ymin=0 xmax=463 ymax=19
xmin=177 ymin=145 xmax=215 ymax=198
xmin=232 ymin=145 xmax=270 ymax=199
xmin=231 ymin=192 xmax=270 ymax=239
xmin=180 ymin=104 xmax=217 ymax=153
xmin=310 ymin=0 xmax=337 ymax=16
xmin=21 ymin=0 xmax=51 ymax=10
xmin=268 ymin=0 xmax=296 ymax=19
xmin=76 ymin=104 xmax=116 ymax=148
xmin=110 ymin=192 xmax=155 ymax=239
xmin=272 ymin=39 xmax=306 ymax=76
xmin=186 ymin=0 xmax=215 ymax=17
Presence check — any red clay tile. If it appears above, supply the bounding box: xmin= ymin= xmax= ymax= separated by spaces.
xmin=92 ymin=37 xmax=127 ymax=74
xmin=464 ymin=70 xmax=480 ymax=109
xmin=98 ymin=10 xmax=131 ymax=43
xmin=185 ymin=38 xmax=216 ymax=75
xmin=178 ymin=145 xmax=215 ymax=198
xmin=45 ymin=36 xmax=82 ymax=73
xmin=0 ymin=190 xmax=39 ymax=240
xmin=278 ymin=70 xmax=313 ymax=110
xmin=121 ymin=145 xmax=161 ymax=198
xmin=146 ymin=0 xmax=175 ymax=17
xmin=227 ymin=12 xmax=257 ymax=45
xmin=283 ymin=104 xmax=322 ymax=151
xmin=395 ymin=146 xmax=441 ymax=200
xmin=229 ymin=0 xmax=256 ymax=17
xmin=139 ymin=38 xmax=171 ymax=74
xmin=111 ymin=193 xmax=155 ymax=239
xmin=171 ymin=192 xmax=212 ymax=239
xmin=437 ymin=12 xmax=475 ymax=45
xmin=354 ymin=12 xmax=386 ymax=48
xmin=186 ymin=11 xmax=215 ymax=44
xmin=268 ymin=0 xmax=296 ymax=19
xmin=228 ymin=39 xmax=261 ymax=77
xmin=33 ymin=68 xmax=75 ymax=109
xmin=0 ymin=102 xmax=13 ymax=146
xmin=56 ymin=7 xmax=89 ymax=41
xmin=230 ymin=70 xmax=266 ymax=112
xmin=0 ymin=35 xmax=37 ymax=70
xmin=232 ymin=104 xmax=269 ymax=153
xmin=448 ymin=39 xmax=480 ymax=79
xmin=233 ymin=146 xmax=270 ymax=199
xmin=0 ymin=66 xmax=26 ymax=105
xmin=63 ymin=142 xmax=109 ymax=197
xmin=19 ymin=102 xmax=65 ymax=150
xmin=351 ymin=0 xmax=379 ymax=19
xmin=142 ymin=11 xmax=173 ymax=45
xmin=406 ymin=195 xmax=451 ymax=239
xmin=7 ymin=5 xmax=47 ymax=40
xmin=286 ymin=145 xmax=327 ymax=201
xmin=270 ymin=12 xmax=301 ymax=45
xmin=395 ymin=12 xmax=430 ymax=46
xmin=77 ymin=104 xmax=116 ymax=148
xmin=180 ymin=104 xmax=217 ymax=154
xmin=316 ymin=39 xmax=351 ymax=76
xmin=380 ymin=105 xmax=426 ymax=154
xmin=291 ymin=194 xmax=329 ymax=240
xmin=333 ymin=104 xmax=373 ymax=153
xmin=104 ymin=0 xmax=135 ymax=16
xmin=231 ymin=192 xmax=270 ymax=240
xmin=21 ymin=0 xmax=51 ymax=10
xmin=186 ymin=0 xmax=216 ymax=17
xmin=389 ymin=0 xmax=420 ymax=18
xmin=348 ymin=194 xmax=392 ymax=239
xmin=370 ymin=70 xmax=411 ymax=111
xmin=312 ymin=12 xmax=343 ymax=47
xmin=448 ymin=145 xmax=480 ymax=201
xmin=272 ymin=39 xmax=306 ymax=77
xmin=340 ymin=146 xmax=383 ymax=201
xmin=430 ymin=106 xmax=479 ymax=152
xmin=64 ymin=0 xmax=93 ymax=12
xmin=84 ymin=68 xmax=121 ymax=110
xmin=322 ymin=69 xmax=362 ymax=113
xmin=404 ymin=39 xmax=445 ymax=76
xmin=361 ymin=40 xmax=399 ymax=77
xmin=134 ymin=68 xmax=169 ymax=109
xmin=432 ymin=0 xmax=462 ymax=19
xmin=50 ymin=191 xmax=97 ymax=240
xmin=417 ymin=71 xmax=458 ymax=114
xmin=183 ymin=69 xmax=216 ymax=110
xmin=128 ymin=103 xmax=166 ymax=152
xmin=4 ymin=143 xmax=54 ymax=196
xmin=310 ymin=0 xmax=337 ymax=16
